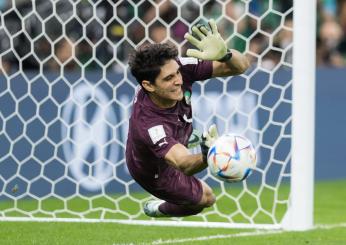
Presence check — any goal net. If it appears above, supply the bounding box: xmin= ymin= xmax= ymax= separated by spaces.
xmin=0 ymin=0 xmax=314 ymax=229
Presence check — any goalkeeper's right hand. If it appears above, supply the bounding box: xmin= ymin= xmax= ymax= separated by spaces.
xmin=200 ymin=124 xmax=219 ymax=163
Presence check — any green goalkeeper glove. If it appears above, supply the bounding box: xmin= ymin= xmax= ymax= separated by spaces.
xmin=187 ymin=129 xmax=202 ymax=149
xmin=184 ymin=19 xmax=232 ymax=62
xmin=200 ymin=124 xmax=219 ymax=163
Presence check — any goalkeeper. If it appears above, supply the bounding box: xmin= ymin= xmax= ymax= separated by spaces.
xmin=126 ymin=19 xmax=249 ymax=217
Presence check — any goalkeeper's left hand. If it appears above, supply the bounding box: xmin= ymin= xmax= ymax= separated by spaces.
xmin=187 ymin=129 xmax=202 ymax=149
xmin=200 ymin=124 xmax=219 ymax=163
xmin=184 ymin=19 xmax=229 ymax=61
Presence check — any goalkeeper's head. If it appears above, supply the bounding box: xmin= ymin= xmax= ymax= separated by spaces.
xmin=128 ymin=43 xmax=178 ymax=87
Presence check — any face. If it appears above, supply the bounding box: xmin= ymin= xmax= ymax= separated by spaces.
xmin=143 ymin=59 xmax=183 ymax=108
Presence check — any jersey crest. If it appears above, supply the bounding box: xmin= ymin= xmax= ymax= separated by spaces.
xmin=184 ymin=90 xmax=191 ymax=105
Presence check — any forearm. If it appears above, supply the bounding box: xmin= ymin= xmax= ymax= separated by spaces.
xmin=176 ymin=153 xmax=207 ymax=176
xmin=212 ymin=49 xmax=250 ymax=77
xmin=165 ymin=144 xmax=208 ymax=176
xmin=225 ymin=49 xmax=250 ymax=74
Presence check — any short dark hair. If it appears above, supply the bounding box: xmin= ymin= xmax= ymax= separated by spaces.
xmin=128 ymin=43 xmax=178 ymax=85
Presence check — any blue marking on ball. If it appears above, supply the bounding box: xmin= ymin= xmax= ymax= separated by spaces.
xmin=208 ymin=145 xmax=217 ymax=157
xmin=241 ymin=168 xmax=252 ymax=181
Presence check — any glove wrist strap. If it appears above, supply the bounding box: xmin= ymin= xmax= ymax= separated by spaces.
xmin=200 ymin=143 xmax=209 ymax=164
xmin=218 ymin=49 xmax=233 ymax=62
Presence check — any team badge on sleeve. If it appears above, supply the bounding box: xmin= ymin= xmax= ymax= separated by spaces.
xmin=148 ymin=125 xmax=166 ymax=144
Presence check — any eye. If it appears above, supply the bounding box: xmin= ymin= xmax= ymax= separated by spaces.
xmin=164 ymin=75 xmax=173 ymax=81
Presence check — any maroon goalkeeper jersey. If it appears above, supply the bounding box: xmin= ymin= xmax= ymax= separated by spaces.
xmin=125 ymin=58 xmax=212 ymax=198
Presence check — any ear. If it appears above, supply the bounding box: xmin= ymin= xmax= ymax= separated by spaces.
xmin=142 ymin=80 xmax=155 ymax=92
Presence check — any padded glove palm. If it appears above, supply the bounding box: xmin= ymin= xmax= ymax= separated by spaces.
xmin=184 ymin=19 xmax=228 ymax=61
xmin=200 ymin=124 xmax=219 ymax=163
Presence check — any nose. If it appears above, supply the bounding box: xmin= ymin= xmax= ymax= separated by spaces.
xmin=175 ymin=77 xmax=183 ymax=85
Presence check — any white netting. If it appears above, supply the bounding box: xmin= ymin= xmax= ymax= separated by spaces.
xmin=0 ymin=0 xmax=293 ymax=227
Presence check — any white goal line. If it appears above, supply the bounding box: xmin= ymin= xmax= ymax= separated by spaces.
xmin=0 ymin=217 xmax=282 ymax=230
xmin=4 ymin=217 xmax=346 ymax=231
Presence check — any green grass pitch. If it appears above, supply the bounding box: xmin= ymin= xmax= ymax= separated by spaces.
xmin=0 ymin=179 xmax=345 ymax=244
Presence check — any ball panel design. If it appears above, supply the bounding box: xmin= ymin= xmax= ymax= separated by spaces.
xmin=207 ymin=134 xmax=257 ymax=183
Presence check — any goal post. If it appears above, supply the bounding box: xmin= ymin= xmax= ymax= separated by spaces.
xmin=0 ymin=0 xmax=315 ymax=230
xmin=282 ymin=0 xmax=316 ymax=231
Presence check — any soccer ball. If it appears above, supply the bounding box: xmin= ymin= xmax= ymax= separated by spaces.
xmin=207 ymin=134 xmax=257 ymax=182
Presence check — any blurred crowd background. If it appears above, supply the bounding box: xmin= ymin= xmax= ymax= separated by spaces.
xmin=0 ymin=0 xmax=346 ymax=75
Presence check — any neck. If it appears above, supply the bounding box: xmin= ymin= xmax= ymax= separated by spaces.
xmin=148 ymin=93 xmax=177 ymax=109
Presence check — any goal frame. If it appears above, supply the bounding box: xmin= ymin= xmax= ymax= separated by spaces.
xmin=0 ymin=0 xmax=316 ymax=231
xmin=281 ymin=0 xmax=316 ymax=231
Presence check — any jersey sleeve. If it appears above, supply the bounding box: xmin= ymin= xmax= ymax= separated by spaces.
xmin=178 ymin=57 xmax=213 ymax=83
xmin=137 ymin=120 xmax=179 ymax=159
